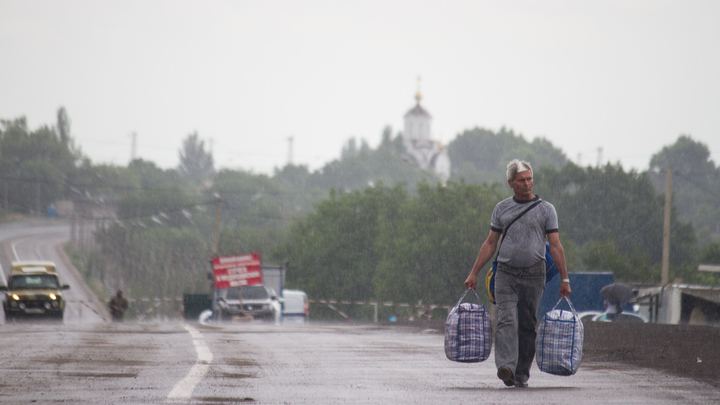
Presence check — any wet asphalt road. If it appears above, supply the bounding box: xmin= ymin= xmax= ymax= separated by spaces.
xmin=1 ymin=321 xmax=720 ymax=404
xmin=1 ymin=220 xmax=719 ymax=404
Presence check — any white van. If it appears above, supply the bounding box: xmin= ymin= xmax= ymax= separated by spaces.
xmin=282 ymin=289 xmax=308 ymax=324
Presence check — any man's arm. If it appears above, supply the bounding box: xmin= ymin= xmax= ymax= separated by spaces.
xmin=465 ymin=230 xmax=501 ymax=290
xmin=547 ymin=232 xmax=571 ymax=298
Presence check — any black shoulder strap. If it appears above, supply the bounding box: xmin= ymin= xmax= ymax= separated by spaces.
xmin=495 ymin=199 xmax=542 ymax=259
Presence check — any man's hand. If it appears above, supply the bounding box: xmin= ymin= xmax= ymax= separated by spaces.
xmin=464 ymin=273 xmax=478 ymax=290
xmin=560 ymin=282 xmax=571 ymax=298
xmin=465 ymin=230 xmax=500 ymax=291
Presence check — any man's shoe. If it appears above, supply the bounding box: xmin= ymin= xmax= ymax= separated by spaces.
xmin=497 ymin=366 xmax=515 ymax=387
xmin=514 ymin=380 xmax=528 ymax=388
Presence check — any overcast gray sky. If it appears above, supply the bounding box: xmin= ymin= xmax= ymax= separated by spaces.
xmin=1 ymin=1 xmax=718 ymax=175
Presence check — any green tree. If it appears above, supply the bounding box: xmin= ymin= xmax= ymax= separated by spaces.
xmin=373 ymin=181 xmax=505 ymax=306
xmin=649 ymin=135 xmax=720 ymax=247
xmin=311 ymin=145 xmax=438 ymax=192
xmin=700 ymin=243 xmax=720 ymax=265
xmin=447 ymin=127 xmax=567 ymax=184
xmin=129 ymin=159 xmax=182 ymax=190
xmin=56 ymin=107 xmax=71 ymax=146
xmin=72 ymin=163 xmax=139 ymax=200
xmin=178 ymin=131 xmax=214 ymax=187
xmin=272 ymin=185 xmax=408 ymax=305
xmin=649 ymin=135 xmax=716 ymax=180
xmin=583 ymin=238 xmax=660 ymax=283
xmin=93 ymin=224 xmax=211 ymax=303
xmin=0 ymin=117 xmax=79 ymax=212
xmin=535 ymin=163 xmax=696 ymax=281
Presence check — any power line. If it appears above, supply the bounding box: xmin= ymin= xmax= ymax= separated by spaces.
xmin=672 ymin=171 xmax=720 ymax=200
xmin=0 ymin=174 xmax=327 ymax=197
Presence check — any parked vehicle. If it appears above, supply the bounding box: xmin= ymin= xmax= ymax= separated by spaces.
xmin=577 ymin=311 xmax=603 ymax=323
xmin=282 ymin=289 xmax=308 ymax=324
xmin=591 ymin=312 xmax=647 ymax=323
xmin=1 ymin=261 xmax=70 ymax=321
xmin=217 ymin=285 xmax=281 ymax=322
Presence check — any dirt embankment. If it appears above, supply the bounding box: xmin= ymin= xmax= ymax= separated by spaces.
xmin=396 ymin=319 xmax=720 ymax=387
xmin=582 ymin=321 xmax=720 ymax=388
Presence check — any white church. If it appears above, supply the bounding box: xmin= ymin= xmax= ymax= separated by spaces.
xmin=402 ymin=90 xmax=451 ymax=182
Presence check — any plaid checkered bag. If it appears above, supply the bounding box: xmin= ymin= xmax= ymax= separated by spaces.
xmin=536 ymin=297 xmax=584 ymax=375
xmin=444 ymin=289 xmax=492 ymax=363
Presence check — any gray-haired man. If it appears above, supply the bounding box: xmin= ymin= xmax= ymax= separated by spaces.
xmin=465 ymin=159 xmax=571 ymax=388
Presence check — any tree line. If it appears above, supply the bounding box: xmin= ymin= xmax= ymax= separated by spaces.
xmin=2 ymin=110 xmax=719 ymax=321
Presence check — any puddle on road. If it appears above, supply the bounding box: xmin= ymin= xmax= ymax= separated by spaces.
xmin=60 ymin=371 xmax=138 ymax=378
xmin=195 ymin=396 xmax=255 ymax=403
xmin=219 ymin=372 xmax=257 ymax=379
xmin=40 ymin=358 xmax=148 ymax=366
xmin=222 ymin=359 xmax=259 ymax=367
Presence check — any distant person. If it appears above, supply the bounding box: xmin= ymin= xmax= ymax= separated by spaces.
xmin=109 ymin=290 xmax=129 ymax=322
xmin=464 ymin=159 xmax=571 ymax=388
xmin=604 ymin=299 xmax=622 ymax=321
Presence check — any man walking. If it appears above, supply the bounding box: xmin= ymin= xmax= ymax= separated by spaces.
xmin=464 ymin=159 xmax=571 ymax=388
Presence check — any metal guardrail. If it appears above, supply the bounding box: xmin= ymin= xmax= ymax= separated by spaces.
xmin=308 ymin=299 xmax=452 ymax=310
xmin=308 ymin=299 xmax=453 ymax=322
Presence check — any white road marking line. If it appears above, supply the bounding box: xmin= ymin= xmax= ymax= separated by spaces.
xmin=166 ymin=324 xmax=213 ymax=402
xmin=10 ymin=237 xmax=30 ymax=261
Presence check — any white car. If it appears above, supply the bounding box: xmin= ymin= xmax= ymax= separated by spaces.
xmin=218 ymin=285 xmax=281 ymax=322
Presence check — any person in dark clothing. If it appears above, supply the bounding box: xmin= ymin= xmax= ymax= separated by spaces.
xmin=109 ymin=290 xmax=129 ymax=322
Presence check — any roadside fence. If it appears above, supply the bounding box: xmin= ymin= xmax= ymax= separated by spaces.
xmin=308 ymin=298 xmax=452 ymax=322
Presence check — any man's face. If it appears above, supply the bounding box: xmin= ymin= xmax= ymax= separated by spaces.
xmin=509 ymin=170 xmax=533 ymax=199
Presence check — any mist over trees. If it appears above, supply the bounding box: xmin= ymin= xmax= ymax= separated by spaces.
xmin=448 ymin=127 xmax=568 ymax=184
xmin=2 ymin=110 xmax=719 ymax=320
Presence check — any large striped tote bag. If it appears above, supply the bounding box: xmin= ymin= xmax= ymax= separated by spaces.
xmin=444 ymin=288 xmax=492 ymax=363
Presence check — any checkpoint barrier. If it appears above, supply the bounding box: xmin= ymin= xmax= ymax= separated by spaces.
xmin=308 ymin=298 xmax=453 ymax=322
xmin=66 ymin=297 xmax=453 ymax=323
xmin=68 ymin=297 xmax=184 ymax=321
xmin=127 ymin=297 xmax=184 ymax=321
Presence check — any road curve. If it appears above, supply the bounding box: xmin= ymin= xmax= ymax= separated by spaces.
xmin=0 ymin=219 xmax=108 ymax=324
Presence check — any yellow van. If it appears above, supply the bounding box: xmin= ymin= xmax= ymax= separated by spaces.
xmin=1 ymin=261 xmax=70 ymax=321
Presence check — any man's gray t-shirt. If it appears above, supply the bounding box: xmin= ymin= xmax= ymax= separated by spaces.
xmin=490 ymin=196 xmax=559 ymax=268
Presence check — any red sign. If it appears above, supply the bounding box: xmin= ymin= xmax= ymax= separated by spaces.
xmin=212 ymin=253 xmax=262 ymax=289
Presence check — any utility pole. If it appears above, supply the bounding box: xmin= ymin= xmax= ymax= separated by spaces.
xmin=661 ymin=166 xmax=672 ymax=285
xmin=130 ymin=132 xmax=137 ymax=162
xmin=213 ymin=193 xmax=222 ymax=254
xmin=212 ymin=193 xmax=223 ymax=320
xmin=287 ymin=136 xmax=294 ymax=165
xmin=36 ymin=181 xmax=41 ymax=214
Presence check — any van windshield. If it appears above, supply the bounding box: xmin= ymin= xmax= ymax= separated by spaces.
xmin=9 ymin=274 xmax=59 ymax=290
